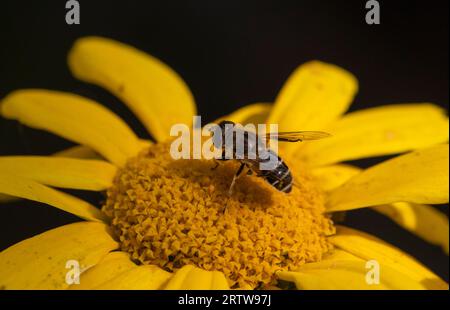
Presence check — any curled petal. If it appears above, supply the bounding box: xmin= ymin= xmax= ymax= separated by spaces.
xmin=301 ymin=104 xmax=449 ymax=166
xmin=0 ymin=173 xmax=107 ymax=222
xmin=277 ymin=259 xmax=425 ymax=290
xmin=326 ymin=144 xmax=449 ymax=212
xmin=329 ymin=226 xmax=448 ymax=290
xmin=374 ymin=203 xmax=449 ymax=254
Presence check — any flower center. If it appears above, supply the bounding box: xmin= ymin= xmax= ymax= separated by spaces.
xmin=103 ymin=142 xmax=335 ymax=289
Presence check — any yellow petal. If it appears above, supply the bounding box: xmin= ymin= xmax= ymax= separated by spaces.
xmin=0 ymin=194 xmax=15 ymax=203
xmin=0 ymin=173 xmax=106 ymax=222
xmin=53 ymin=145 xmax=100 ymax=159
xmin=277 ymin=259 xmax=425 ymax=290
xmin=0 ymin=156 xmax=117 ymax=191
xmin=300 ymin=104 xmax=449 ymax=166
xmin=321 ymin=248 xmax=362 ymax=261
xmin=54 ymin=140 xmax=151 ymax=161
xmin=163 ymin=265 xmax=229 ymax=290
xmin=267 ymin=61 xmax=358 ymax=154
xmin=73 ymin=251 xmax=171 ymax=290
xmin=0 ymin=222 xmax=118 ymax=289
xmin=312 ymin=164 xmax=449 ymax=252
xmin=68 ymin=36 xmax=196 ymax=142
xmin=0 ymin=147 xmax=111 ymax=203
xmin=314 ymin=163 xmax=449 ymax=252
xmin=70 ymin=251 xmax=135 ymax=289
xmin=138 ymin=138 xmax=153 ymax=149
xmin=216 ymin=103 xmax=271 ymax=125
xmin=374 ymin=203 xmax=449 ymax=254
xmin=1 ymin=89 xmax=141 ymax=166
xmin=95 ymin=265 xmax=171 ymax=290
xmin=326 ymin=144 xmax=449 ymax=212
xmin=311 ymin=164 xmax=361 ymax=192
xmin=329 ymin=226 xmax=448 ymax=290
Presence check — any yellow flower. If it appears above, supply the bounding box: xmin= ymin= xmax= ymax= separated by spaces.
xmin=0 ymin=36 xmax=448 ymax=290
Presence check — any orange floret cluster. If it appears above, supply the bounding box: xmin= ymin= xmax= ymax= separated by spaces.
xmin=103 ymin=142 xmax=335 ymax=288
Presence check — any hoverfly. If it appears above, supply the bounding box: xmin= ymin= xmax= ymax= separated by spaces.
xmin=210 ymin=120 xmax=330 ymax=195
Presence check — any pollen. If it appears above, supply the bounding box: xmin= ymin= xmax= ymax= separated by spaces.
xmin=103 ymin=142 xmax=335 ymax=289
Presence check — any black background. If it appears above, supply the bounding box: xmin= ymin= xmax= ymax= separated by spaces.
xmin=0 ymin=0 xmax=448 ymax=282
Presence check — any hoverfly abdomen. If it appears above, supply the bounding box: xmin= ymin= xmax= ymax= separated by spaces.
xmin=259 ymin=153 xmax=293 ymax=193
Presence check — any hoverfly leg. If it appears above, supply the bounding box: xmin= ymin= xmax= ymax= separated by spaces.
xmin=222 ymin=198 xmax=231 ymax=214
xmin=228 ymin=163 xmax=245 ymax=196
xmin=211 ymin=149 xmax=228 ymax=171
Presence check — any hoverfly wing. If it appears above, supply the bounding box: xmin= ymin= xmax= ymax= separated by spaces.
xmin=265 ymin=131 xmax=331 ymax=142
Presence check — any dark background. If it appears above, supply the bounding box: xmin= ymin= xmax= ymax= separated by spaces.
xmin=0 ymin=0 xmax=448 ymax=282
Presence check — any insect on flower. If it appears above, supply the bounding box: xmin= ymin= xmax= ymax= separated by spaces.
xmin=0 ymin=36 xmax=447 ymax=290
xmin=210 ymin=120 xmax=331 ymax=195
